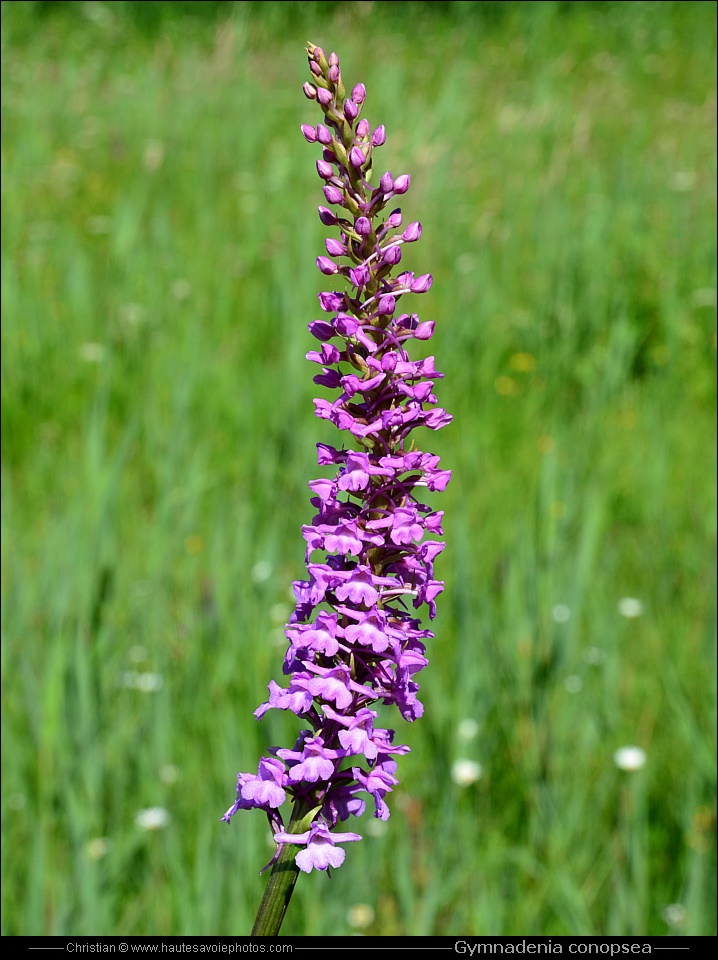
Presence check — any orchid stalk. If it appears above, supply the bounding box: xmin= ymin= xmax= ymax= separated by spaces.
xmin=223 ymin=43 xmax=452 ymax=937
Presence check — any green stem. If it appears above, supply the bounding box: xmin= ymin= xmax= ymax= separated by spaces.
xmin=250 ymin=799 xmax=313 ymax=937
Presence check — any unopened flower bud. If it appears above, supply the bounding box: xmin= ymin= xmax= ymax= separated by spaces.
xmin=402 ymin=221 xmax=422 ymax=242
xmin=355 ymin=217 xmax=371 ymax=236
xmin=311 ymin=45 xmax=329 ymax=74
xmin=371 ymin=125 xmax=386 ymax=147
xmin=350 ymin=264 xmax=370 ymax=288
xmin=411 ymin=273 xmax=432 ymax=293
xmin=316 ymin=159 xmax=334 ymax=180
xmin=351 ymin=83 xmax=366 ymax=104
xmin=303 ymin=82 xmax=318 ymax=100
xmin=377 ymin=294 xmax=396 ymax=315
xmin=386 ymin=209 xmax=403 ymax=228
xmin=301 ymin=124 xmax=318 ymax=143
xmin=414 ymin=321 xmax=435 ymax=340
xmin=393 ymin=174 xmax=411 ymax=194
xmin=318 ymin=291 xmax=344 ymax=311
xmin=328 ymin=65 xmax=340 ymax=84
xmin=323 ymin=184 xmax=344 ymax=205
xmin=316 ymin=124 xmax=333 ymax=145
xmin=356 ymin=118 xmax=370 ymax=139
xmin=344 ymin=99 xmax=358 ymax=122
xmin=325 ymin=237 xmax=345 ymax=256
xmin=381 ymin=351 xmax=398 ymax=372
xmin=349 ymin=146 xmax=365 ymax=169
xmin=380 ymin=171 xmax=394 ymax=193
xmin=318 ymin=206 xmax=338 ymax=226
xmin=381 ymin=244 xmax=402 ymax=266
xmin=316 ymin=256 xmax=339 ymax=275
xmin=307 ymin=319 xmax=335 ymax=341
xmin=310 ymin=61 xmax=323 ymax=77
xmin=317 ymin=87 xmax=333 ymax=107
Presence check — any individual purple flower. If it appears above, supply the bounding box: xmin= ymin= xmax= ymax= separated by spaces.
xmin=277 ymin=735 xmax=339 ymax=783
xmin=274 ymin=822 xmax=362 ymax=874
xmin=239 ymin=757 xmax=289 ymax=809
xmin=223 ymin=43 xmax=451 ymax=892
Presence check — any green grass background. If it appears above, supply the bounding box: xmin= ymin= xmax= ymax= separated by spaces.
xmin=2 ymin=0 xmax=716 ymax=937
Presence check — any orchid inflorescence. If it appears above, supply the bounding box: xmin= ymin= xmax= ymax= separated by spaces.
xmin=223 ymin=43 xmax=451 ymax=878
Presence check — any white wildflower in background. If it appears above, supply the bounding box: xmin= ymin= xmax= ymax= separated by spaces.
xmin=87 ymin=837 xmax=110 ymax=860
xmin=662 ymin=903 xmax=687 ymax=927
xmin=584 ymin=646 xmax=604 ymax=665
xmin=78 ymin=342 xmax=105 ymax=363
xmin=364 ymin=819 xmax=388 ymax=839
xmin=135 ymin=807 xmax=170 ymax=831
xmin=171 ymin=278 xmax=192 ymax=301
xmin=250 ymin=560 xmax=272 ymax=583
xmin=134 ymin=672 xmax=163 ymax=693
xmin=451 ymin=759 xmax=483 ymax=786
xmin=613 ymin=746 xmax=647 ymax=771
xmin=346 ymin=904 xmax=375 ymax=929
xmin=120 ymin=670 xmax=163 ymax=693
xmin=552 ymin=604 xmax=571 ymax=623
xmin=564 ymin=675 xmax=582 ymax=694
xmin=118 ymin=302 xmax=146 ymax=326
xmin=457 ymin=718 xmax=479 ymax=741
xmin=671 ymin=170 xmax=696 ymax=192
xmin=143 ymin=140 xmax=165 ymax=172
xmin=618 ymin=597 xmax=644 ymax=619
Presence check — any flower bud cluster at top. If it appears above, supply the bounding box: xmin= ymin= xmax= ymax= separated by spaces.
xmin=222 ymin=43 xmax=452 ymax=876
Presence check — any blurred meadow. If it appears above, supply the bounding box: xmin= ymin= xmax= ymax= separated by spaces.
xmin=1 ymin=0 xmax=716 ymax=938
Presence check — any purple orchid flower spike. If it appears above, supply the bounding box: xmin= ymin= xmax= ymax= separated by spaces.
xmin=225 ymin=43 xmax=452 ymax=937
